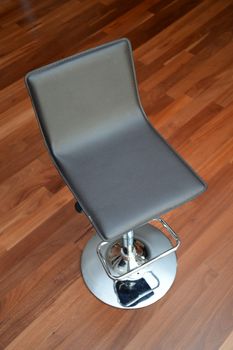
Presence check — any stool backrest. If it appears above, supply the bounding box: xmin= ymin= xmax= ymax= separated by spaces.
xmin=26 ymin=39 xmax=142 ymax=158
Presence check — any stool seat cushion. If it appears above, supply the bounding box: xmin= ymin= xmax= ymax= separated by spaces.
xmin=26 ymin=39 xmax=206 ymax=240
xmin=56 ymin=117 xmax=206 ymax=239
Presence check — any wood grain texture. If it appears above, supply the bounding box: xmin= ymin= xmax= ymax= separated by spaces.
xmin=0 ymin=1 xmax=232 ymax=349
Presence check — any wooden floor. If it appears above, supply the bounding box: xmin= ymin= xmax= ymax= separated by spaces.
xmin=0 ymin=0 xmax=233 ymax=349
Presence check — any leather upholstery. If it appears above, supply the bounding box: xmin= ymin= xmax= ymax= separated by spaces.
xmin=26 ymin=39 xmax=207 ymax=240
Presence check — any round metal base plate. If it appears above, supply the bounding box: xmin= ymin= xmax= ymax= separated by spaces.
xmin=81 ymin=224 xmax=177 ymax=309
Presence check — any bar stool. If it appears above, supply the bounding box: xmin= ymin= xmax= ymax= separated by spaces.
xmin=25 ymin=39 xmax=207 ymax=309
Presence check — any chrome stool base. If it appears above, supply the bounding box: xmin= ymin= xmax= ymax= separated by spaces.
xmin=81 ymin=223 xmax=177 ymax=309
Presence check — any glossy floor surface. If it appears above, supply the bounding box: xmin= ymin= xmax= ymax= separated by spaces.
xmin=0 ymin=1 xmax=233 ymax=349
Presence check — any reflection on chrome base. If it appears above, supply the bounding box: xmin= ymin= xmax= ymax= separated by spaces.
xmin=81 ymin=222 xmax=179 ymax=309
xmin=114 ymin=271 xmax=160 ymax=307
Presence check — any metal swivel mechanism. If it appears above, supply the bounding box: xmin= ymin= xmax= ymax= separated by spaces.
xmin=81 ymin=218 xmax=180 ymax=309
